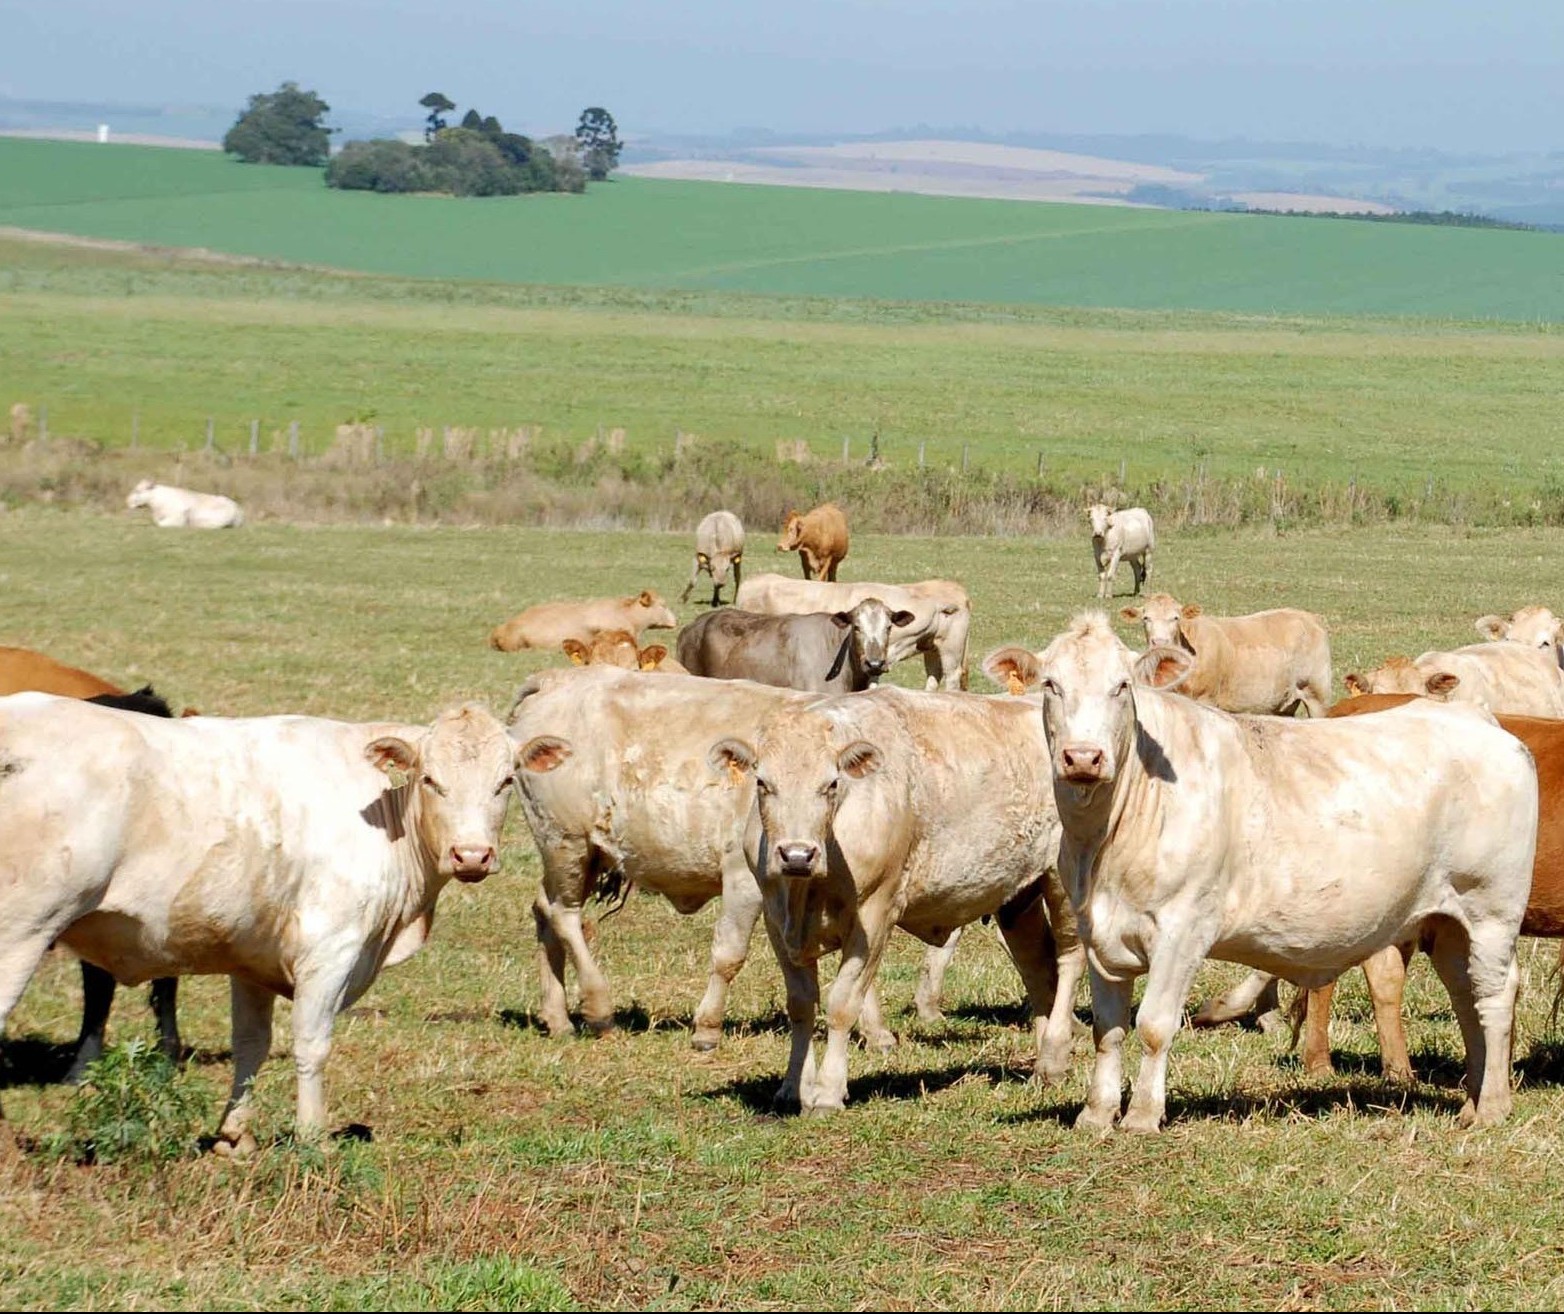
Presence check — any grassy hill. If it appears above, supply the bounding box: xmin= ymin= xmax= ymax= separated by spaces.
xmin=2 ymin=137 xmax=1563 ymax=320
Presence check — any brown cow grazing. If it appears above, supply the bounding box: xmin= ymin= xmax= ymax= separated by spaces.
xmin=489 ymin=591 xmax=678 ymax=652
xmin=561 ymin=629 xmax=688 ymax=674
xmin=1119 ymin=594 xmax=1332 ymax=717
xmin=0 ymin=646 xmax=184 ymax=1080
xmin=776 ymin=502 xmax=849 ymax=581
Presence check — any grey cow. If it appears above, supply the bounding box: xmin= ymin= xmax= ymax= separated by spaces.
xmin=682 ymin=510 xmax=746 ymax=606
xmin=677 ymin=598 xmax=915 ymax=694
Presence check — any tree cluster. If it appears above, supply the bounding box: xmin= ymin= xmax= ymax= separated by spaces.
xmin=223 ymin=82 xmax=334 ymax=167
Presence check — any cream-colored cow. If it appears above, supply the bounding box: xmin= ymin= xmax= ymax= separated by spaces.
xmin=126 ymin=479 xmax=243 ymax=528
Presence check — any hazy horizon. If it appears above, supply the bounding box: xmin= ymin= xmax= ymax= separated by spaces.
xmin=5 ymin=1 xmax=1562 ymax=157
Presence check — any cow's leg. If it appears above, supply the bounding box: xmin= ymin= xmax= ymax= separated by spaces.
xmin=150 ymin=977 xmax=182 ymax=1062
xmin=691 ymin=858 xmax=763 ymax=1051
xmin=761 ymin=914 xmax=820 ymax=1115
xmin=66 ymin=961 xmax=118 ymax=1084
xmin=1362 ymin=941 xmax=1416 ymax=1083
xmin=826 ymin=557 xmax=839 ymax=582
xmin=680 ymin=556 xmax=703 ymax=604
xmin=1099 ymin=547 xmax=1123 ymax=600
xmin=532 ymin=894 xmax=575 ymax=1037
xmin=1426 ymin=918 xmax=1517 ymax=1128
xmin=1022 ymin=873 xmax=1088 ymax=1084
xmin=798 ymin=550 xmax=814 ymax=581
xmin=921 ymin=649 xmax=945 ymax=695
xmin=855 ymin=982 xmax=897 ymax=1052
xmin=1297 ymin=679 xmax=1330 ymax=720
xmin=214 ymin=976 xmax=275 ymax=1157
xmin=811 ymin=899 xmax=895 ymax=1113
xmin=1077 ymin=966 xmax=1132 ymax=1131
xmin=730 ymin=558 xmax=741 ymax=604
xmin=1141 ymin=545 xmax=1153 ymax=589
xmin=532 ymin=850 xmax=614 ymax=1036
xmin=995 ymin=890 xmax=1071 ymax=1083
xmin=1190 ymin=969 xmax=1283 ymax=1031
xmin=1119 ymin=931 xmax=1213 ymax=1134
xmin=1301 ymin=980 xmax=1335 ymax=1076
xmin=289 ymin=972 xmax=349 ymax=1142
xmin=914 ymin=927 xmax=962 ymax=1025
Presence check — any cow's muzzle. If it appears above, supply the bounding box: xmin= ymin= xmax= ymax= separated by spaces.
xmin=1059 ymin=744 xmax=1108 ymax=785
xmin=450 ymin=844 xmax=497 ymax=883
xmin=863 ymin=657 xmax=888 ymax=676
xmin=776 ymin=842 xmax=819 ymax=879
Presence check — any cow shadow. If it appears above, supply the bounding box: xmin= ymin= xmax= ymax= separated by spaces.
xmin=496 ymin=1005 xmax=794 ymax=1041
xmin=703 ymin=1060 xmax=1026 ymax=1116
xmin=0 ymin=1036 xmax=231 ymax=1089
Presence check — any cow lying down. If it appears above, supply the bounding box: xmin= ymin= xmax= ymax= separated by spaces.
xmin=1014 ymin=613 xmax=1536 ymax=1132
xmin=0 ymin=695 xmax=521 ymax=1153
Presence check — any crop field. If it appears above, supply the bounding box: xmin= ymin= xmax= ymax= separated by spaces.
xmin=2 ymin=138 xmax=1564 ymax=320
xmin=7 ymin=511 xmax=1564 ymax=1309
xmin=4 ymin=236 xmax=1564 ymax=502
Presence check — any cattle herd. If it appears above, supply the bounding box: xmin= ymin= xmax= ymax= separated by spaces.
xmin=5 ymin=494 xmax=1564 ymax=1153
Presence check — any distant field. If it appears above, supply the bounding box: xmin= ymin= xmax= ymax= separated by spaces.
xmin=4 ymin=235 xmax=1564 ymax=503
xmin=2 ymin=138 xmax=1563 ymax=319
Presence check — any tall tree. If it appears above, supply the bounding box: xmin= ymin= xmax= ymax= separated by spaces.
xmin=222 ymin=82 xmax=333 ymax=166
xmin=575 ymin=106 xmax=622 ymax=181
xmin=419 ymin=92 xmax=456 ymax=142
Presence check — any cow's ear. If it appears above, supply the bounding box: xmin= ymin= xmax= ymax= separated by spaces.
xmin=637 ymin=590 xmax=654 ymax=607
xmin=367 ymin=735 xmax=420 ymax=777
xmin=1474 ymin=614 xmax=1507 ymax=641
xmin=982 ymin=646 xmax=1042 ymax=693
xmin=731 ymin=551 xmax=742 ymax=563
xmin=1343 ymin=673 xmax=1369 ymax=696
xmin=837 ymin=740 xmax=881 ymax=779
xmin=1134 ymin=646 xmax=1194 ymax=690
xmin=1119 ymin=606 xmax=1142 ymax=623
xmin=519 ymin=735 xmax=572 ymax=774
xmin=890 ymin=609 xmax=916 ymax=628
xmin=181 ymin=707 xmax=201 ymax=718
xmin=831 ymin=610 xmax=854 ymax=628
xmin=1425 ymin=671 xmax=1461 ymax=698
xmin=1181 ymin=603 xmax=1203 ymax=619
xmin=562 ymin=639 xmax=589 ymax=665
xmin=709 ymin=737 xmax=757 ymax=781
xmin=696 ymin=552 xmax=710 ymax=566
xmin=638 ymin=645 xmax=667 ymax=669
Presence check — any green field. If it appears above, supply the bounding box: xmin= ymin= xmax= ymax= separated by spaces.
xmin=3 ymin=137 xmax=1564 ymax=319
xmin=4 ymin=235 xmax=1564 ymax=505
xmin=6 ymin=512 xmax=1564 ymax=1309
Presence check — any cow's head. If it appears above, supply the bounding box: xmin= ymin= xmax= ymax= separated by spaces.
xmin=1032 ymin=612 xmax=1192 ymax=792
xmin=776 ymin=511 xmax=803 ymax=552
xmin=628 ymin=590 xmax=678 ymax=630
xmin=563 ymin=629 xmax=640 ymax=670
xmin=1476 ymin=606 xmax=1563 ymax=663
xmin=1086 ymin=503 xmax=1113 ymax=538
xmin=700 ymin=548 xmax=742 ymax=587
xmin=710 ymin=708 xmax=881 ymax=882
xmin=1343 ymin=659 xmax=1459 ymax=701
xmin=831 ymin=597 xmax=916 ymax=681
xmin=366 ymin=704 xmax=522 ymax=883
xmin=126 ymin=478 xmax=156 ymax=510
xmin=1120 ymin=594 xmax=1193 ymax=650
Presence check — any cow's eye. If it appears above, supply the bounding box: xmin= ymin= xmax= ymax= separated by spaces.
xmin=1041 ymin=679 xmax=1062 ymax=697
xmin=822 ymin=779 xmax=839 ymax=798
xmin=1114 ymin=680 xmax=1131 ymax=697
xmin=493 ymin=775 xmax=516 ymax=797
xmin=421 ymin=774 xmax=448 ymax=796
xmin=755 ymin=778 xmax=773 ymax=797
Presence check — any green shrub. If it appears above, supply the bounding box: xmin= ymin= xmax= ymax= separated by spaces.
xmin=47 ymin=1039 xmax=209 ymax=1166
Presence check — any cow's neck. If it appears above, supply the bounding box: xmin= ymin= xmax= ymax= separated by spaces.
xmin=385 ymin=781 xmax=444 ymax=923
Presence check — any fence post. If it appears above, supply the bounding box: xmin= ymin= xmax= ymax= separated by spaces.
xmin=918 ymin=440 xmax=926 ymax=468
xmin=1036 ymin=449 xmax=1045 ymax=479
xmin=131 ymin=412 xmax=139 ymax=450
xmin=289 ymin=420 xmax=300 ymax=459
xmin=39 ymin=405 xmax=48 ymax=442
xmin=1119 ymin=456 xmax=1126 ymax=483
xmin=375 ymin=426 xmax=384 ymax=464
xmin=961 ymin=444 xmax=969 ymax=473
xmin=205 ymin=416 xmax=214 ymax=453
xmin=249 ymin=419 xmax=259 ymax=456
xmin=841 ymin=434 xmax=850 ymax=462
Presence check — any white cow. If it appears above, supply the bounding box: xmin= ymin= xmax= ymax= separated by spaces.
xmin=711 ymin=686 xmax=1085 ymax=1114
xmin=126 ymin=479 xmax=244 ymax=528
xmin=1087 ymin=504 xmax=1154 ymax=600
xmin=1345 ymin=641 xmax=1564 ymax=717
xmin=1022 ymin=612 xmax=1535 ymax=1133
xmin=508 ymin=665 xmax=904 ymax=1051
xmin=1476 ymin=606 xmax=1564 ymax=667
xmin=734 ymin=572 xmax=971 ymax=690
xmin=0 ymin=695 xmax=522 ymax=1153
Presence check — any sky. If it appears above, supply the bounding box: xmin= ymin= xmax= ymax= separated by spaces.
xmin=4 ymin=0 xmax=1562 ymax=155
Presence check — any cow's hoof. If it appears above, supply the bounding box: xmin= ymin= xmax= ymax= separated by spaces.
xmin=584 ymin=1018 xmax=616 ymax=1038
xmin=771 ymin=1091 xmax=803 ymax=1117
xmin=689 ymin=1033 xmax=720 ymax=1053
xmin=1117 ymin=1110 xmax=1164 ymax=1135
xmin=803 ymin=1101 xmax=844 ymax=1117
xmin=1255 ymin=1009 xmax=1287 ymax=1037
xmin=1382 ymin=1064 xmax=1414 ymax=1085
xmin=1034 ymin=1056 xmax=1071 ymax=1088
xmin=211 ymin=1131 xmax=258 ymax=1161
xmin=1457 ymin=1098 xmax=1510 ymax=1130
xmin=1074 ymin=1104 xmax=1117 ymax=1134
xmin=861 ymin=1031 xmax=897 ymax=1054
xmin=914 ymin=1006 xmax=946 ymax=1027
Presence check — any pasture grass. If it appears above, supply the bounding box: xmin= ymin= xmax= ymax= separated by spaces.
xmin=2 ymin=138 xmax=1564 ymax=322
xmin=4 ymin=234 xmax=1564 ymax=503
xmin=5 ymin=512 xmax=1564 ymax=1307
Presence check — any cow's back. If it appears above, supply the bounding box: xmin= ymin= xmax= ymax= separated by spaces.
xmin=1431 ymin=642 xmax=1564 ymax=717
xmin=1181 ymin=608 xmax=1330 ymax=713
xmin=0 ymin=646 xmax=121 ymax=698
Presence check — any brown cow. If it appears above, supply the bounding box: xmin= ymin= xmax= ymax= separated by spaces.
xmin=0 ymin=646 xmax=121 ymax=699
xmin=489 ymin=591 xmax=678 ymax=652
xmin=560 ymin=629 xmax=688 ymax=674
xmin=776 ymin=502 xmax=849 ymax=581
